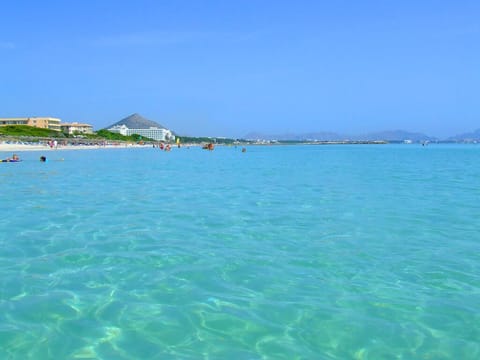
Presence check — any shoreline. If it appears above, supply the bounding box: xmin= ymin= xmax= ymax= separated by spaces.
xmin=0 ymin=142 xmax=154 ymax=153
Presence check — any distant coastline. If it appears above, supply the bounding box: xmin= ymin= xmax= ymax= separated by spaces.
xmin=243 ymin=128 xmax=480 ymax=143
xmin=0 ymin=139 xmax=388 ymax=153
xmin=3 ymin=138 xmax=478 ymax=154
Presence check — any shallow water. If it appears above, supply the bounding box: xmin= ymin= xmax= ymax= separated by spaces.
xmin=0 ymin=144 xmax=479 ymax=359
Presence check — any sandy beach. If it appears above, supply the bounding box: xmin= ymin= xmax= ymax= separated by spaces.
xmin=0 ymin=141 xmax=151 ymax=153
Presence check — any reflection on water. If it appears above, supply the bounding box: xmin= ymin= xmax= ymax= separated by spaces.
xmin=0 ymin=145 xmax=479 ymax=359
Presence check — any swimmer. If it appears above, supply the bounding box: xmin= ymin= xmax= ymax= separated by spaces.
xmin=40 ymin=156 xmax=47 ymax=162
xmin=1 ymin=154 xmax=21 ymax=162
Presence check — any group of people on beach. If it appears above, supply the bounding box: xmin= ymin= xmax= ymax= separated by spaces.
xmin=154 ymin=143 xmax=172 ymax=151
xmin=48 ymin=140 xmax=58 ymax=149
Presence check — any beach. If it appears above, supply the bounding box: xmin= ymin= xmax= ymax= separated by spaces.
xmin=0 ymin=141 xmax=154 ymax=153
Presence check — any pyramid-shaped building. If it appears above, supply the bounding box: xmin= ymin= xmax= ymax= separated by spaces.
xmin=106 ymin=113 xmax=174 ymax=141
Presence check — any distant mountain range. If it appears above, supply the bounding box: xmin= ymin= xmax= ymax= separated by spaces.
xmin=244 ymin=129 xmax=480 ymax=142
xmin=105 ymin=114 xmax=479 ymax=142
xmin=446 ymin=129 xmax=480 ymax=141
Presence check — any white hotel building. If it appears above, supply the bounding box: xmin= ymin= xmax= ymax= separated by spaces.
xmin=108 ymin=124 xmax=174 ymax=142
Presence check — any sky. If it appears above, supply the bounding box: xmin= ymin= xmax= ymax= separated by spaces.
xmin=1 ymin=0 xmax=479 ymax=138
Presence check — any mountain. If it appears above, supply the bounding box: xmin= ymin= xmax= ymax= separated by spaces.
xmin=447 ymin=129 xmax=480 ymax=141
xmin=352 ymin=130 xmax=436 ymax=142
xmin=106 ymin=113 xmax=168 ymax=130
xmin=243 ymin=129 xmax=435 ymax=142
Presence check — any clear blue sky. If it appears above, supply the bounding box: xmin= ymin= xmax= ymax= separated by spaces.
xmin=1 ymin=0 xmax=479 ymax=138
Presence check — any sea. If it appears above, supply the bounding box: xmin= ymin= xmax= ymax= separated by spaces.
xmin=0 ymin=144 xmax=479 ymax=359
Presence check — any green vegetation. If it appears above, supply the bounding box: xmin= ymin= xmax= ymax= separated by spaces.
xmin=93 ymin=129 xmax=155 ymax=142
xmin=0 ymin=125 xmax=64 ymax=138
xmin=0 ymin=125 xmax=254 ymax=145
xmin=0 ymin=125 xmax=155 ymax=142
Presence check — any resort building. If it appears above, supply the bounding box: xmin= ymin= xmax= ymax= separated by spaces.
xmin=108 ymin=125 xmax=174 ymax=141
xmin=0 ymin=117 xmax=61 ymax=131
xmin=61 ymin=122 xmax=94 ymax=135
xmin=106 ymin=113 xmax=175 ymax=141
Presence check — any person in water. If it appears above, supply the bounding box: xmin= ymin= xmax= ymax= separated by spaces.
xmin=2 ymin=154 xmax=20 ymax=162
xmin=40 ymin=156 xmax=47 ymax=162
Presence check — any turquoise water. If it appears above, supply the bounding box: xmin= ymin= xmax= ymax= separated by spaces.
xmin=0 ymin=144 xmax=479 ymax=359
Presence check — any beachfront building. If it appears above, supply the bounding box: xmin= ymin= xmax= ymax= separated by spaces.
xmin=61 ymin=122 xmax=94 ymax=135
xmin=106 ymin=113 xmax=175 ymax=141
xmin=108 ymin=124 xmax=174 ymax=141
xmin=0 ymin=117 xmax=61 ymax=131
